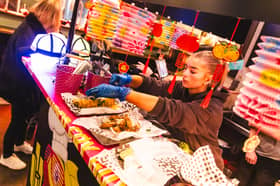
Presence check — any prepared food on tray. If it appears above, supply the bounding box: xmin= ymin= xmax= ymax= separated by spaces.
xmin=72 ymin=97 xmax=119 ymax=109
xmin=100 ymin=114 xmax=140 ymax=133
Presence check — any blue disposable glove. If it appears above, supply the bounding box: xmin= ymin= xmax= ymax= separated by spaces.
xmin=86 ymin=84 xmax=131 ymax=101
xmin=109 ymin=73 xmax=132 ymax=86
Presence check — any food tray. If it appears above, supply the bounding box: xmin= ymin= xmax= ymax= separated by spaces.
xmin=72 ymin=115 xmax=168 ymax=146
xmin=61 ymin=93 xmax=127 ymax=116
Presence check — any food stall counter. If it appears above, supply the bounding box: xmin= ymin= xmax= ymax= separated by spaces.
xmin=22 ymin=56 xmax=235 ymax=186
xmin=22 ymin=57 xmax=126 ymax=186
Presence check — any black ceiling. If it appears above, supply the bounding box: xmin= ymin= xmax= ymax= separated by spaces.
xmin=132 ymin=0 xmax=280 ymax=24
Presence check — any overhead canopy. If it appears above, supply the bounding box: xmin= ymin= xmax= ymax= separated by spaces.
xmin=135 ymin=0 xmax=280 ymax=24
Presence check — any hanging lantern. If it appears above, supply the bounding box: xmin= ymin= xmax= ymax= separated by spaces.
xmin=68 ymin=34 xmax=91 ymax=66
xmin=212 ymin=41 xmax=240 ymax=62
xmin=233 ymin=36 xmax=280 ymax=153
xmin=174 ymin=11 xmax=200 ymax=53
xmin=30 ymin=33 xmax=67 ymax=74
xmin=85 ymin=1 xmax=95 ymax=9
xmin=71 ymin=34 xmax=91 ymax=57
xmin=175 ymin=53 xmax=187 ymax=69
xmin=113 ymin=2 xmax=156 ymax=55
xmin=201 ymin=17 xmax=241 ymax=109
xmin=176 ymin=34 xmax=199 ymax=52
xmin=170 ymin=22 xmax=190 ymax=50
xmin=86 ymin=3 xmax=120 ymax=40
xmin=233 ymin=35 xmax=280 ymax=127
xmin=118 ymin=61 xmax=129 ymax=73
xmin=151 ymin=23 xmax=163 ymax=37
xmin=154 ymin=19 xmax=176 ymax=46
xmin=30 ymin=33 xmax=67 ymax=57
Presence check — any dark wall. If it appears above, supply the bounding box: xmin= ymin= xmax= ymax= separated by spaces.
xmin=261 ymin=23 xmax=280 ymax=37
xmin=159 ymin=6 xmax=252 ymax=44
xmin=134 ymin=0 xmax=280 ymax=24
xmin=0 ymin=33 xmax=11 ymax=63
xmin=246 ymin=23 xmax=280 ymax=67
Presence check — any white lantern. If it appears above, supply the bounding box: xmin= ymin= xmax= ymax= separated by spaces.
xmin=30 ymin=33 xmax=67 ymax=74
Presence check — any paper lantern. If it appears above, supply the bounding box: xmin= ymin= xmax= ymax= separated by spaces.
xmin=255 ymin=49 xmax=280 ymax=65
xmin=176 ymin=34 xmax=199 ymax=53
xmin=258 ymin=42 xmax=280 ymax=54
xmin=261 ymin=35 xmax=280 ymax=46
xmin=85 ymin=0 xmax=121 ymax=10
xmin=200 ymin=18 xmax=241 ymax=108
xmin=212 ymin=41 xmax=240 ymax=62
xmin=30 ymin=33 xmax=67 ymax=57
xmin=233 ymin=35 xmax=280 ymax=127
xmin=152 ymin=23 xmax=163 ymax=37
xmin=69 ymin=34 xmax=91 ymax=67
xmin=71 ymin=34 xmax=90 ymax=57
xmin=86 ymin=3 xmax=120 ymax=40
xmin=112 ymin=2 xmax=156 ymax=55
xmin=30 ymin=33 xmax=67 ymax=74
xmin=170 ymin=22 xmax=191 ymax=50
xmin=153 ymin=19 xmax=176 ymax=46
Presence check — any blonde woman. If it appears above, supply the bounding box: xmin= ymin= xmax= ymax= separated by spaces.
xmin=0 ymin=0 xmax=62 ymax=170
xmin=86 ymin=51 xmax=229 ymax=171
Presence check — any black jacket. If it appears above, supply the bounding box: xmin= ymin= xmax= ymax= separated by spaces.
xmin=0 ymin=13 xmax=46 ymax=112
